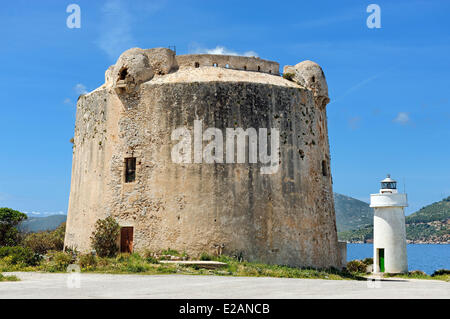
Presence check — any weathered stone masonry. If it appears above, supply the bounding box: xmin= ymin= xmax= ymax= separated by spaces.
xmin=65 ymin=47 xmax=343 ymax=268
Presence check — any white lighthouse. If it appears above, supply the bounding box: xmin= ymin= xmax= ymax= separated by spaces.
xmin=370 ymin=175 xmax=408 ymax=273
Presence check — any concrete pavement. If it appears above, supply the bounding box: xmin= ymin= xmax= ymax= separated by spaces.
xmin=0 ymin=272 xmax=448 ymax=299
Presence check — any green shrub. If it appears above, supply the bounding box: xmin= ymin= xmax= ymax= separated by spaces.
xmin=126 ymin=263 xmax=148 ymax=273
xmin=408 ymin=270 xmax=427 ymax=276
xmin=115 ymin=253 xmax=131 ymax=262
xmin=346 ymin=260 xmax=367 ymax=273
xmin=156 ymin=265 xmax=177 ymax=274
xmin=23 ymin=223 xmax=66 ymax=255
xmin=78 ymin=253 xmax=97 ymax=270
xmin=145 ymin=256 xmax=159 ymax=264
xmin=161 ymin=248 xmax=180 ymax=256
xmin=362 ymin=258 xmax=373 ymax=266
xmin=432 ymin=269 xmax=450 ymax=277
xmin=90 ymin=217 xmax=120 ymax=258
xmin=0 ymin=208 xmax=27 ymax=246
xmin=112 ymin=253 xmax=150 ymax=273
xmin=282 ymin=73 xmax=295 ymax=81
xmin=0 ymin=246 xmax=40 ymax=266
xmin=0 ymin=273 xmax=19 ymax=282
xmin=142 ymin=250 xmax=159 ymax=264
xmin=42 ymin=251 xmax=74 ymax=272
xmin=199 ymin=252 xmax=213 ymax=261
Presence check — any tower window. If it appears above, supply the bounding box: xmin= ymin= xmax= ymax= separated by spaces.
xmin=194 ymin=62 xmax=200 ymax=68
xmin=119 ymin=68 xmax=128 ymax=80
xmin=125 ymin=157 xmax=136 ymax=183
xmin=322 ymin=160 xmax=328 ymax=177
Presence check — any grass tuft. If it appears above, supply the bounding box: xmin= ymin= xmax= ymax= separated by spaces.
xmin=0 ymin=273 xmax=20 ymax=282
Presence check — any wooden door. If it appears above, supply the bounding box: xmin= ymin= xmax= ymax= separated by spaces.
xmin=120 ymin=227 xmax=134 ymax=253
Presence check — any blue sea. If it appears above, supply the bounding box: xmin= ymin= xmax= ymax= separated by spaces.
xmin=347 ymin=243 xmax=450 ymax=274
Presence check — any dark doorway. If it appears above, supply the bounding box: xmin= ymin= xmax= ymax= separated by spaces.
xmin=120 ymin=227 xmax=134 ymax=253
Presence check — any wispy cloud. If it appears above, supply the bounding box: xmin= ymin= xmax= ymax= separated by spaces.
xmin=191 ymin=45 xmax=258 ymax=57
xmin=95 ymin=0 xmax=166 ymax=61
xmin=96 ymin=0 xmax=134 ymax=61
xmin=330 ymin=72 xmax=384 ymax=105
xmin=393 ymin=112 xmax=410 ymax=125
xmin=74 ymin=83 xmax=88 ymax=95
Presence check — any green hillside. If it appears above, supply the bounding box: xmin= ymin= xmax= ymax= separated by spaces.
xmin=339 ymin=196 xmax=450 ymax=243
xmin=334 ymin=193 xmax=373 ymax=232
xmin=407 ymin=196 xmax=450 ymax=223
xmin=19 ymin=215 xmax=67 ymax=233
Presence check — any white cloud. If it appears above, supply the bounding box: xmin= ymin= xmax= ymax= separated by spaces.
xmin=63 ymin=98 xmax=72 ymax=105
xmin=393 ymin=112 xmax=410 ymax=125
xmin=27 ymin=212 xmax=41 ymax=215
xmin=96 ymin=0 xmax=134 ymax=61
xmin=74 ymin=83 xmax=88 ymax=95
xmin=193 ymin=45 xmax=258 ymax=57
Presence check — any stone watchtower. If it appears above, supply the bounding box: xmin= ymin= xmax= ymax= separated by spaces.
xmin=64 ymin=47 xmax=343 ymax=269
xmin=370 ymin=175 xmax=408 ymax=273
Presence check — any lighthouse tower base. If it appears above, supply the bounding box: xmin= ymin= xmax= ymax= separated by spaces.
xmin=373 ymin=206 xmax=408 ymax=273
xmin=370 ymin=176 xmax=408 ymax=274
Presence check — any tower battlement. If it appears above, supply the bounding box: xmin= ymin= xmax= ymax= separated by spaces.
xmin=176 ymin=54 xmax=280 ymax=75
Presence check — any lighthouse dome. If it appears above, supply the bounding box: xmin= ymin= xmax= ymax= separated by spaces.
xmin=380 ymin=174 xmax=397 ymax=193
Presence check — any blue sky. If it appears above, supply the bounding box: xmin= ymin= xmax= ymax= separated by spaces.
xmin=0 ymin=0 xmax=449 ymax=216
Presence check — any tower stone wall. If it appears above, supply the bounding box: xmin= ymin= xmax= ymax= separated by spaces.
xmin=65 ymin=47 xmax=341 ymax=268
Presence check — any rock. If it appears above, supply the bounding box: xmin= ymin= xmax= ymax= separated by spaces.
xmin=144 ymin=48 xmax=178 ymax=75
xmin=110 ymin=48 xmax=155 ymax=94
xmin=283 ymin=60 xmax=329 ymax=108
xmin=409 ymin=270 xmax=427 ymax=276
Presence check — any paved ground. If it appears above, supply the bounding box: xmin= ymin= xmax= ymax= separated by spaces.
xmin=0 ymin=272 xmax=448 ymax=299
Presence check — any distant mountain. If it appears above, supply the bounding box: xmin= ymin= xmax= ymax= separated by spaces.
xmin=334 ymin=193 xmax=373 ymax=232
xmin=16 ymin=194 xmax=374 ymax=234
xmin=19 ymin=215 xmax=67 ymax=233
xmin=339 ymin=196 xmax=450 ymax=244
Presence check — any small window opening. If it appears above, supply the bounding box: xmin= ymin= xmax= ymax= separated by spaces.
xmin=213 ymin=63 xmax=218 ymax=67
xmin=194 ymin=62 xmax=200 ymax=68
xmin=243 ymin=66 xmax=247 ymax=70
xmin=322 ymin=160 xmax=328 ymax=177
xmin=125 ymin=157 xmax=136 ymax=183
xmin=119 ymin=68 xmax=128 ymax=80
xmin=225 ymin=64 xmax=230 ymax=68
xmin=257 ymin=66 xmax=261 ymax=71
xmin=269 ymin=70 xmax=272 ymax=74
xmin=311 ymin=76 xmax=315 ymax=83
